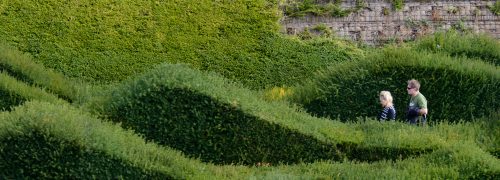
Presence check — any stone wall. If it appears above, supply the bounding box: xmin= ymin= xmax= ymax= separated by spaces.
xmin=281 ymin=0 xmax=500 ymax=44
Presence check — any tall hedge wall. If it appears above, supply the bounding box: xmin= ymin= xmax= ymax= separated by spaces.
xmin=0 ymin=0 xmax=362 ymax=89
xmin=292 ymin=47 xmax=500 ymax=122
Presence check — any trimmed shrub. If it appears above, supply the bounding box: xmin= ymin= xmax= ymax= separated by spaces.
xmin=0 ymin=131 xmax=168 ymax=179
xmin=0 ymin=0 xmax=361 ymax=89
xmin=0 ymin=88 xmax=25 ymax=111
xmin=0 ymin=43 xmax=82 ymax=102
xmin=95 ymin=64 xmax=469 ymax=165
xmin=0 ymin=72 xmax=62 ymax=110
xmin=99 ymin=64 xmax=348 ymax=165
xmin=2 ymin=101 xmax=498 ymax=179
xmin=0 ymin=101 xmax=222 ymax=179
xmin=216 ymin=35 xmax=364 ymax=89
xmin=292 ymin=47 xmax=500 ymax=122
xmin=255 ymin=140 xmax=500 ymax=179
xmin=420 ymin=142 xmax=500 ymax=179
xmin=413 ymin=30 xmax=500 ymax=66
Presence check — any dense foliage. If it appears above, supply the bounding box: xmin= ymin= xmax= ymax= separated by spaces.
xmin=98 ymin=64 xmax=351 ymax=165
xmin=0 ymin=72 xmax=62 ymax=111
xmin=0 ymin=0 xmax=362 ymax=89
xmin=0 ymin=0 xmax=498 ymax=178
xmin=0 ymin=101 xmax=176 ymax=178
xmin=0 ymin=131 xmax=168 ymax=179
xmin=0 ymin=43 xmax=82 ymax=102
xmin=413 ymin=30 xmax=500 ymax=66
xmin=282 ymin=0 xmax=365 ymax=18
xmin=292 ymin=47 xmax=500 ymax=122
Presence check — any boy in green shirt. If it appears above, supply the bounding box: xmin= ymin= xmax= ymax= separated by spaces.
xmin=406 ymin=79 xmax=428 ymax=126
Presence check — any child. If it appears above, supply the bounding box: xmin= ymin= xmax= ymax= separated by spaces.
xmin=378 ymin=91 xmax=396 ymax=121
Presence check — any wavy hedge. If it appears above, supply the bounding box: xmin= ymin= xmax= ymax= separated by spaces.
xmin=0 ymin=0 xmax=362 ymax=89
xmin=96 ymin=64 xmax=357 ymax=165
xmin=264 ymin=141 xmax=500 ymax=179
xmin=0 ymin=71 xmax=62 ymax=111
xmin=0 ymin=101 xmax=216 ymax=179
xmin=2 ymin=101 xmax=499 ymax=179
xmin=414 ymin=30 xmax=500 ymax=66
xmin=90 ymin=63 xmax=498 ymax=166
xmin=0 ymin=43 xmax=82 ymax=102
xmin=292 ymin=47 xmax=500 ymax=122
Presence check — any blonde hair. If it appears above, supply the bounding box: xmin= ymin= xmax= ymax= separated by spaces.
xmin=407 ymin=79 xmax=421 ymax=91
xmin=379 ymin=91 xmax=393 ymax=104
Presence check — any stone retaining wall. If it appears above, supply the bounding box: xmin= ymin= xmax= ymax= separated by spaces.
xmin=281 ymin=0 xmax=500 ymax=44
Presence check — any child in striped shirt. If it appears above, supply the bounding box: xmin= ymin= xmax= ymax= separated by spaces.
xmin=378 ymin=91 xmax=396 ymax=121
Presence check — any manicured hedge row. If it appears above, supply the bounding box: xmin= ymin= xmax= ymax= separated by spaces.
xmin=414 ymin=30 xmax=500 ymax=66
xmin=94 ymin=63 xmax=474 ymax=165
xmin=2 ymin=101 xmax=498 ymax=179
xmin=292 ymin=47 xmax=500 ymax=122
xmin=265 ymin=141 xmax=500 ymax=179
xmin=0 ymin=89 xmax=25 ymax=111
xmin=0 ymin=72 xmax=62 ymax=110
xmin=99 ymin=64 xmax=347 ymax=165
xmin=0 ymin=101 xmax=221 ymax=179
xmin=0 ymin=43 xmax=82 ymax=102
xmin=0 ymin=131 xmax=168 ymax=179
xmin=0 ymin=0 xmax=362 ymax=89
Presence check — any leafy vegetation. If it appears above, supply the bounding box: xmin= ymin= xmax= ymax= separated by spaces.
xmin=90 ymin=63 xmax=497 ymax=167
xmin=0 ymin=43 xmax=84 ymax=102
xmin=292 ymin=47 xmax=500 ymax=122
xmin=2 ymin=100 xmax=499 ymax=179
xmin=489 ymin=1 xmax=500 ymax=15
xmin=0 ymin=72 xmax=63 ymax=111
xmin=0 ymin=0 xmax=498 ymax=178
xmin=282 ymin=0 xmax=365 ymax=18
xmin=389 ymin=0 xmax=404 ymax=11
xmin=413 ymin=30 xmax=500 ymax=66
xmin=0 ymin=0 xmax=361 ymax=89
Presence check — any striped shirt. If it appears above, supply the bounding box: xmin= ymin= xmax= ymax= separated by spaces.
xmin=378 ymin=105 xmax=396 ymax=121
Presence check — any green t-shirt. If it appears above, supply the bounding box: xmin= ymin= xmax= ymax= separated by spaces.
xmin=409 ymin=92 xmax=427 ymax=110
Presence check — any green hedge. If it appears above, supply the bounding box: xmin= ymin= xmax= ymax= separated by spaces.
xmin=99 ymin=64 xmax=350 ymax=165
xmin=0 ymin=131 xmax=168 ymax=179
xmin=0 ymin=71 xmax=63 ymax=110
xmin=0 ymin=43 xmax=83 ymax=102
xmin=216 ymin=35 xmax=363 ymax=89
xmin=94 ymin=63 xmax=491 ymax=165
xmin=2 ymin=101 xmax=499 ymax=179
xmin=259 ymin=142 xmax=500 ymax=179
xmin=0 ymin=88 xmax=25 ymax=111
xmin=0 ymin=0 xmax=361 ymax=89
xmin=292 ymin=47 xmax=500 ymax=122
xmin=0 ymin=101 xmax=224 ymax=179
xmin=413 ymin=30 xmax=500 ymax=66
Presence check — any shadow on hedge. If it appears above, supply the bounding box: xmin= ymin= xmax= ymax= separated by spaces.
xmin=96 ymin=64 xmax=433 ymax=166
